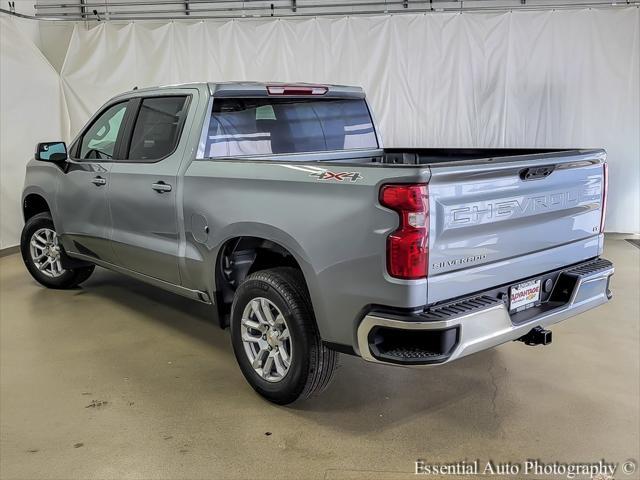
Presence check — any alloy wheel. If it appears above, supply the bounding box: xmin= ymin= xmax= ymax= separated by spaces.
xmin=29 ymin=227 xmax=65 ymax=278
xmin=240 ymin=297 xmax=293 ymax=383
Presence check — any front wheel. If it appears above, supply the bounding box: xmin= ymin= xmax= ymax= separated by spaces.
xmin=20 ymin=212 xmax=95 ymax=289
xmin=230 ymin=267 xmax=337 ymax=404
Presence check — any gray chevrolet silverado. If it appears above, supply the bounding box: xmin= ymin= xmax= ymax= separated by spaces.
xmin=21 ymin=82 xmax=613 ymax=404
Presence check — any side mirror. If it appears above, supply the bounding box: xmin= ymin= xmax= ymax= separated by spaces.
xmin=35 ymin=142 xmax=68 ymax=162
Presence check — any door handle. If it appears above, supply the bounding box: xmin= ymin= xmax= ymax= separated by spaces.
xmin=152 ymin=181 xmax=172 ymax=193
xmin=91 ymin=176 xmax=107 ymax=186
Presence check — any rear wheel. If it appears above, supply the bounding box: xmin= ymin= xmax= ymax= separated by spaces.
xmin=20 ymin=212 xmax=94 ymax=289
xmin=230 ymin=267 xmax=337 ymax=404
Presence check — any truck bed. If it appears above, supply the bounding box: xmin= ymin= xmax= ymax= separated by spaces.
xmin=378 ymin=148 xmax=586 ymax=166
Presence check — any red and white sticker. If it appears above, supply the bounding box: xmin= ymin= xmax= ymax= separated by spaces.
xmin=509 ymin=279 xmax=541 ymax=311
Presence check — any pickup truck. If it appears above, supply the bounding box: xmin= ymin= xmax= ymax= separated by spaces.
xmin=21 ymin=82 xmax=614 ymax=404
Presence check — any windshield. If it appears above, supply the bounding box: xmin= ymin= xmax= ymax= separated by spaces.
xmin=199 ymin=97 xmax=378 ymax=158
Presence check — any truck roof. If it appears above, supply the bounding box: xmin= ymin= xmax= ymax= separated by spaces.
xmin=121 ymin=81 xmax=365 ymax=99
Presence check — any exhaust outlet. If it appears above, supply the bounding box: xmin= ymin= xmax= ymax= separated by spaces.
xmin=517 ymin=326 xmax=552 ymax=346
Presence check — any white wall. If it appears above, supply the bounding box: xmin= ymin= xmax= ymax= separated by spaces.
xmin=31 ymin=0 xmax=639 ymax=20
xmin=1 ymin=8 xmax=639 ymax=249
xmin=13 ymin=0 xmax=36 ymax=17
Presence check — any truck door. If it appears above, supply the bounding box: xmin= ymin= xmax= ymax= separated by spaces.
xmin=108 ymin=91 xmax=196 ymax=284
xmin=57 ymin=100 xmax=130 ymax=263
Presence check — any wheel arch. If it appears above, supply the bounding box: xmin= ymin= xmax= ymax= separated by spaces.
xmin=23 ymin=193 xmax=52 ymax=222
xmin=213 ymin=235 xmax=315 ymax=329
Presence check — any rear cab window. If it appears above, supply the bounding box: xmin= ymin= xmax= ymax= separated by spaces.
xmin=125 ymin=96 xmax=189 ymax=161
xmin=199 ymin=97 xmax=378 ymax=158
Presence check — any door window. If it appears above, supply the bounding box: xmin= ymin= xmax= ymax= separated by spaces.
xmin=127 ymin=96 xmax=189 ymax=161
xmin=80 ymin=102 xmax=128 ymax=160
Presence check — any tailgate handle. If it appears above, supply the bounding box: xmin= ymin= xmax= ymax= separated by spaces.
xmin=520 ymin=165 xmax=555 ymax=181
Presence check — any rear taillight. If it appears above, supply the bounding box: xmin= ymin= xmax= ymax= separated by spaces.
xmin=600 ymin=162 xmax=608 ymax=233
xmin=380 ymin=184 xmax=429 ymax=280
xmin=267 ymin=85 xmax=328 ymax=95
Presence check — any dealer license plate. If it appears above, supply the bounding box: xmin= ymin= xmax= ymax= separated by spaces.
xmin=509 ymin=279 xmax=541 ymax=312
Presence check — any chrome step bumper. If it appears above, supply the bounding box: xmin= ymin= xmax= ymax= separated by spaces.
xmin=357 ymin=258 xmax=614 ymax=366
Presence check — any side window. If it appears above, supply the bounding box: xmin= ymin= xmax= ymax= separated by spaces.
xmin=127 ymin=96 xmax=188 ymax=161
xmin=79 ymin=102 xmax=128 ymax=160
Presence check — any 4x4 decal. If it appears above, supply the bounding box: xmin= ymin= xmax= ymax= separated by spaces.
xmin=309 ymin=171 xmax=363 ymax=182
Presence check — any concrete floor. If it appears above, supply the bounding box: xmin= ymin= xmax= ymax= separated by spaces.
xmin=0 ymin=237 xmax=638 ymax=480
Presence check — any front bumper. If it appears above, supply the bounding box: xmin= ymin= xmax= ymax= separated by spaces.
xmin=357 ymin=258 xmax=614 ymax=366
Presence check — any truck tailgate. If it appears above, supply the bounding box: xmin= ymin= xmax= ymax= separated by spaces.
xmin=427 ymin=150 xmax=606 ymax=304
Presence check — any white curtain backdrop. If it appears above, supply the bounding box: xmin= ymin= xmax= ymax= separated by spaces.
xmin=1 ymin=8 xmax=638 ymax=249
xmin=0 ymin=15 xmax=69 ymax=249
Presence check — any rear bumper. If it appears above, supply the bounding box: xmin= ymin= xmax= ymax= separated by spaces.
xmin=357 ymin=258 xmax=614 ymax=366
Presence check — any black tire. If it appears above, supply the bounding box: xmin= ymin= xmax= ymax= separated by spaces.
xmin=20 ymin=212 xmax=95 ymax=289
xmin=230 ymin=267 xmax=337 ymax=404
